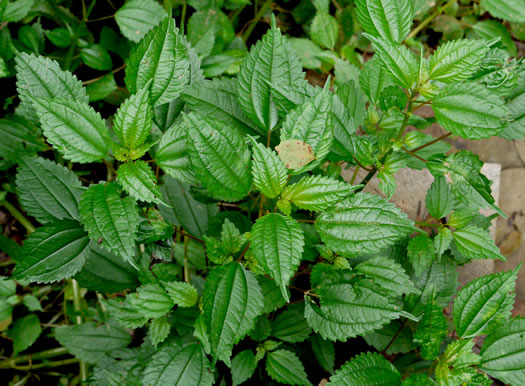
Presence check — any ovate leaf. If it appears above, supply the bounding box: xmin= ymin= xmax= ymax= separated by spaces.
xmin=250 ymin=214 xmax=304 ymax=301
xmin=202 ymin=262 xmax=263 ymax=366
xmin=425 ymin=176 xmax=454 ymax=219
xmin=275 ymin=139 xmax=316 ymax=170
xmin=163 ymin=281 xmax=199 ymax=308
xmin=232 ymin=350 xmax=256 ymax=386
xmin=453 ymin=266 xmax=519 ymax=338
xmin=132 ymin=283 xmax=174 ymax=319
xmin=0 ymin=118 xmax=45 ymax=162
xmin=248 ymin=136 xmax=288 ymax=199
xmin=125 ymin=17 xmax=190 ymax=105
xmin=316 ymin=192 xmax=416 ymax=256
xmin=9 ymin=314 xmax=41 ymax=354
xmin=148 ymin=315 xmax=171 ymax=347
xmin=16 ymin=156 xmax=82 ymax=223
xmin=271 ymin=304 xmax=312 ymax=343
xmin=115 ymin=0 xmax=167 ymax=43
xmin=79 ymin=183 xmax=139 ymax=266
xmin=355 ymin=0 xmax=414 ymax=43
xmin=185 ymin=113 xmax=252 ymax=202
xmin=142 ymin=343 xmax=213 ymax=386
xmin=481 ymin=0 xmax=525 ymax=23
xmin=355 ymin=256 xmax=418 ymax=296
xmin=328 ymin=352 xmax=401 ymax=385
xmin=311 ymin=335 xmax=335 ymax=375
xmin=266 ymin=349 xmax=311 ymax=386
xmin=413 ymin=301 xmax=447 ymax=360
xmin=407 ymin=235 xmax=436 ymax=277
xmin=310 ymin=11 xmax=338 ymax=49
xmin=13 ymin=220 xmax=90 ymax=283
xmin=33 ymin=99 xmax=109 ymax=163
xmin=452 ymin=226 xmax=505 ymax=261
xmin=432 ymin=82 xmax=508 ymax=139
xmin=117 ymin=161 xmax=164 ymax=204
xmin=360 ymin=58 xmax=394 ymax=105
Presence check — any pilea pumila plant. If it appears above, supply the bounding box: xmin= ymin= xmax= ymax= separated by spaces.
xmin=1 ymin=0 xmax=525 ymax=385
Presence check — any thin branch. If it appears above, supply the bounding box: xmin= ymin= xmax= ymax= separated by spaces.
xmin=174 ymin=228 xmax=205 ymax=245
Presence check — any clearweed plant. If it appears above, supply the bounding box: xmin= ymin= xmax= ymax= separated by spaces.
xmin=1 ymin=0 xmax=525 ymax=385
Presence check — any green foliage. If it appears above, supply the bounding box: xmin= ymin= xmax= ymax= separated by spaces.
xmin=329 ymin=352 xmax=401 ymax=385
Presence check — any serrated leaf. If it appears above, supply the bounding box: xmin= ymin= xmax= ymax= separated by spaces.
xmin=272 ymin=304 xmax=312 ymax=343
xmin=9 ymin=314 xmax=41 ymax=354
xmin=360 ymin=58 xmax=394 ymax=105
xmin=159 ymin=176 xmax=218 ymax=238
xmin=280 ymin=87 xmax=333 ymax=173
xmin=266 ymin=349 xmax=311 ymax=386
xmin=355 ymin=0 xmax=414 ymax=43
xmin=80 ymin=44 xmax=112 ymax=71
xmin=232 ymin=350 xmax=256 ymax=386
xmin=142 ymin=343 xmax=213 ymax=386
xmin=432 ymin=82 xmax=508 ymax=139
xmin=79 ymin=183 xmax=139 ymax=266
xmin=185 ymin=112 xmax=252 ymax=202
xmin=408 ymin=235 xmax=436 ymax=277
xmin=453 ymin=266 xmax=518 ymax=338
xmin=248 ymin=136 xmax=288 ymax=199
xmin=15 ymin=53 xmax=88 ymax=119
xmin=434 ymin=226 xmax=453 ymax=258
xmin=237 ymin=17 xmax=305 ymax=131
xmin=414 ymin=301 xmax=447 ymax=360
xmin=426 ymin=176 xmax=454 ymax=219
xmin=435 ymin=339 xmax=480 ymax=386
xmin=101 ymin=297 xmax=149 ymax=329
xmin=328 ymin=352 xmax=401 ymax=385
xmin=115 ymin=0 xmax=167 ymax=43
xmin=250 ymin=213 xmax=304 ymax=302
xmin=74 ymin=243 xmax=138 ymax=293
xmin=13 ymin=220 xmax=90 ymax=283
xmin=2 ymin=0 xmax=34 ymax=22
xmin=364 ymin=320 xmax=416 ymax=355
xmin=132 ymin=283 xmax=174 ymax=319
xmin=163 ymin=281 xmax=199 ymax=308
xmin=55 ymin=322 xmax=131 ymax=363
xmin=356 ymin=256 xmax=418 ymax=296
xmin=202 ymin=262 xmax=263 ymax=366
xmin=481 ymin=0 xmax=525 ymax=23
xmin=148 ymin=316 xmax=171 ymax=347
xmin=429 ymin=39 xmax=490 ymax=83
xmin=16 ymin=156 xmax=82 ymax=224
xmin=366 ymin=35 xmax=420 ymax=89
xmin=311 ymin=11 xmax=338 ymax=49
xmin=316 ymin=192 xmax=416 ymax=256
xmin=480 ymin=317 xmax=525 ymax=384
xmin=113 ymin=85 xmax=153 ymax=151
xmin=258 ymin=276 xmax=287 ymax=314
xmin=0 ymin=118 xmax=46 ymax=162
xmin=125 ymin=17 xmax=190 ymax=105
xmin=86 ymin=73 xmax=117 ymax=102
xmin=281 ymin=175 xmax=359 ymax=213
xmin=311 ymin=334 xmax=335 ymax=374
xmin=452 ymin=226 xmax=505 ymax=261
xmin=275 ymin=139 xmax=316 ymax=170
xmin=117 ymin=161 xmax=163 ymax=204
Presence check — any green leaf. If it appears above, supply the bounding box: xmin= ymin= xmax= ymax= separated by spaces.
xmin=407 ymin=235 xmax=436 ymax=277
xmin=132 ymin=283 xmax=174 ymax=319
xmin=237 ymin=16 xmax=305 ymax=131
xmin=101 ymin=297 xmax=149 ymax=329
xmin=328 ymin=352 xmax=401 ymax=385
xmin=182 ymin=78 xmax=263 ymax=137
xmin=429 ymin=39 xmax=490 ymax=83
xmin=0 ymin=118 xmax=45 ymax=162
xmin=280 ymin=175 xmax=359 ymax=214
xmin=366 ymin=35 xmax=420 ymax=89
xmin=159 ymin=176 xmax=218 ymax=238
xmin=272 ymin=304 xmax=312 ymax=343
xmin=426 ymin=176 xmax=454 ymax=219
xmin=45 ymin=28 xmax=71 ymax=48
xmin=115 ymin=0 xmax=167 ymax=43
xmin=117 ymin=161 xmax=163 ymax=204
xmin=74 ymin=243 xmax=139 ymax=293
xmin=452 ymin=226 xmax=505 ymax=261
xmin=202 ymin=262 xmax=263 ymax=366
xmin=231 ymin=350 xmax=256 ymax=386
xmin=435 ymin=339 xmax=480 ymax=385
xmin=143 ymin=343 xmax=213 ymax=386
xmin=275 ymin=139 xmax=316 ymax=170
xmin=471 ymin=20 xmax=517 ymax=56
xmin=0 ymin=278 xmax=16 ymax=297
xmin=162 ymin=281 xmax=199 ymax=308
xmin=481 ymin=317 xmax=525 ymax=384
xmin=266 ymin=349 xmax=311 ymax=386
xmin=16 ymin=156 xmax=82 ymax=223
xmin=310 ymin=11 xmax=338 ymax=49
xmin=432 ymin=82 xmax=508 ymax=139
xmin=248 ymin=136 xmax=288 ymax=199
xmin=33 ymin=99 xmax=109 ymax=163
xmin=364 ymin=320 xmax=416 ymax=355
xmin=250 ymin=213 xmax=304 ymax=302
xmin=316 ymin=192 xmax=416 ymax=256
xmin=9 ymin=314 xmax=41 ymax=354
xmin=86 ymin=73 xmax=117 ymax=102
xmin=453 ymin=266 xmax=519 ymax=338
xmin=355 ymin=0 xmax=414 ymax=43
xmin=113 ymin=84 xmax=153 ymax=151
xmin=2 ymin=0 xmax=34 ymax=22
xmin=15 ymin=53 xmax=88 ymax=119
xmin=185 ymin=112 xmax=252 ymax=202
xmin=311 ymin=334 xmax=335 ymax=374
xmin=55 ymin=322 xmax=131 ymax=363
xmin=360 ymin=58 xmax=394 ymax=105
xmin=125 ymin=17 xmax=189 ymax=105
xmin=258 ymin=275 xmax=287 ymax=314
xmin=79 ymin=183 xmax=139 ymax=266
xmin=414 ymin=300 xmax=447 ymax=360
xmin=148 ymin=316 xmax=171 ymax=347
xmin=355 ymin=256 xmax=418 ymax=296
xmin=80 ymin=44 xmax=112 ymax=71
xmin=305 ymin=279 xmax=412 ymax=341
xmin=434 ymin=226 xmax=453 ymax=258
xmin=481 ymin=0 xmax=525 ymax=24
xmin=23 ymin=294 xmax=42 ymax=312
xmin=155 ymin=122 xmax=196 ymax=185
xmin=13 ymin=220 xmax=90 ymax=283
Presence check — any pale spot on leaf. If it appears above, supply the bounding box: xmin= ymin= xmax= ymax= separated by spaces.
xmin=275 ymin=139 xmax=315 ymax=170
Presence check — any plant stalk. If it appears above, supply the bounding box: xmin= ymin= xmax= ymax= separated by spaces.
xmin=407 ymin=0 xmax=456 ymax=40
xmin=242 ymin=0 xmax=273 ymax=42
xmin=2 ymin=201 xmax=36 ymax=234
xmin=70 ymin=279 xmax=88 ymax=381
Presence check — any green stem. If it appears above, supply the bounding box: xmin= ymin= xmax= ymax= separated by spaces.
xmin=2 ymin=201 xmax=36 ymax=234
xmin=406 ymin=0 xmax=456 ymax=40
xmin=180 ymin=2 xmax=187 ymax=34
xmin=0 ymin=347 xmax=69 ymax=368
xmin=183 ymin=236 xmax=190 ymax=283
xmin=70 ymin=279 xmax=88 ymax=381
xmin=9 ymin=358 xmax=79 ymax=371
xmin=242 ymin=0 xmax=273 ymax=42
